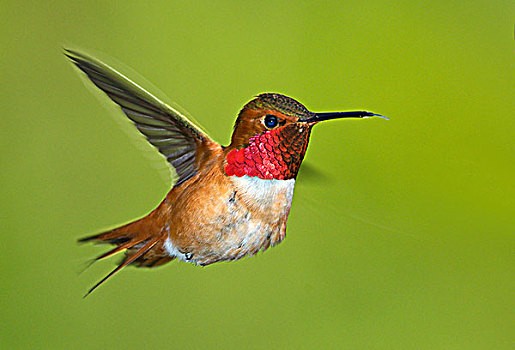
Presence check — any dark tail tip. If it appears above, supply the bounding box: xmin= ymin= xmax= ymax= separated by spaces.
xmin=77 ymin=234 xmax=99 ymax=244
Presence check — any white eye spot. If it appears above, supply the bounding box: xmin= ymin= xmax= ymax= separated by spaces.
xmin=299 ymin=128 xmax=304 ymax=132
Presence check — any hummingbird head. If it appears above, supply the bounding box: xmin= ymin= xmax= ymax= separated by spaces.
xmin=225 ymin=93 xmax=385 ymax=180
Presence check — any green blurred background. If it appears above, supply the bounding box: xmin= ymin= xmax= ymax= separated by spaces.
xmin=1 ymin=1 xmax=514 ymax=349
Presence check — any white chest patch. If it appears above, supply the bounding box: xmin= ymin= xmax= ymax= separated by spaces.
xmin=231 ymin=175 xmax=295 ymax=207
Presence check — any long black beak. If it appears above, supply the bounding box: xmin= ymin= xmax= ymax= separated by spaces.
xmin=300 ymin=111 xmax=388 ymax=123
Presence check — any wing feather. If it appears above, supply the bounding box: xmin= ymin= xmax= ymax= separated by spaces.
xmin=65 ymin=49 xmax=215 ymax=186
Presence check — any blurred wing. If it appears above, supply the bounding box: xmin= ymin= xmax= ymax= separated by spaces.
xmin=65 ymin=49 xmax=216 ymax=186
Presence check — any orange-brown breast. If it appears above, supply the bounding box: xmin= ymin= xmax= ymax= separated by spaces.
xmin=156 ymin=145 xmax=296 ymax=266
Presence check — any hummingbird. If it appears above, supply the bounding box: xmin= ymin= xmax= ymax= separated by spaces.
xmin=65 ymin=49 xmax=386 ymax=296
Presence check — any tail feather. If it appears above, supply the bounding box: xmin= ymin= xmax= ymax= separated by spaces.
xmin=78 ymin=234 xmax=130 ymax=245
xmin=130 ymin=255 xmax=174 ymax=268
xmin=83 ymin=235 xmax=162 ymax=298
xmin=78 ymin=225 xmax=137 ymax=245
xmin=94 ymin=240 xmax=139 ymax=261
xmin=79 ymin=213 xmax=172 ymax=296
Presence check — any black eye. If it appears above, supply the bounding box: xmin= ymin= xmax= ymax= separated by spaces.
xmin=264 ymin=114 xmax=279 ymax=128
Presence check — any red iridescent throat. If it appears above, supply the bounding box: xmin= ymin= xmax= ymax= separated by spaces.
xmin=225 ymin=124 xmax=312 ymax=180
